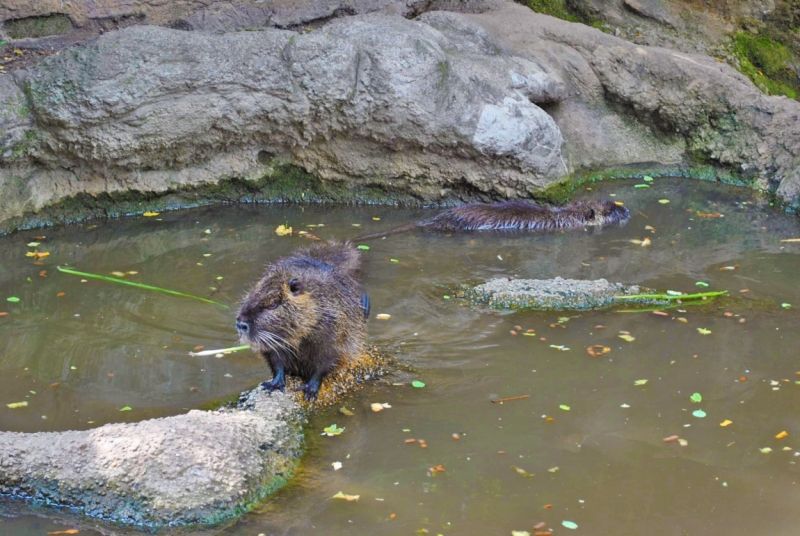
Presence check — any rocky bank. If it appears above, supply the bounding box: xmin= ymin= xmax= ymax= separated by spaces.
xmin=0 ymin=0 xmax=798 ymax=233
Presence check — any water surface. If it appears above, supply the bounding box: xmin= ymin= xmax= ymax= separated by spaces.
xmin=1 ymin=178 xmax=799 ymax=536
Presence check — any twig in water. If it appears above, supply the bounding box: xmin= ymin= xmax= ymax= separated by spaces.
xmin=491 ymin=395 xmax=530 ymax=404
xmin=190 ymin=345 xmax=251 ymax=357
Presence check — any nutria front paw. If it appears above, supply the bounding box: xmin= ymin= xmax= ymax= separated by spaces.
xmin=296 ymin=381 xmax=320 ymax=401
xmin=260 ymin=379 xmax=285 ymax=394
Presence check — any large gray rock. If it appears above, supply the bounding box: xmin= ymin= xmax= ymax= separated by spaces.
xmin=0 ymin=388 xmax=303 ymax=526
xmin=1 ymin=1 xmax=800 ymax=230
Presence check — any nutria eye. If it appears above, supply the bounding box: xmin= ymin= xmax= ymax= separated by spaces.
xmin=288 ymin=278 xmax=303 ymax=295
xmin=586 ymin=208 xmax=596 ymax=220
xmin=266 ymin=302 xmax=279 ymax=310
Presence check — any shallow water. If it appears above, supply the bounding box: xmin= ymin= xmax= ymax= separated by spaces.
xmin=2 ymin=178 xmax=800 ymax=536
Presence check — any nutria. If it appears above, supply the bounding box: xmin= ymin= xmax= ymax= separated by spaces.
xmin=354 ymin=199 xmax=630 ymax=240
xmin=236 ymin=241 xmax=370 ymax=400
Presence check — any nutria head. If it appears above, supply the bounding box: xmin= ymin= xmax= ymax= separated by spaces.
xmin=236 ymin=265 xmax=321 ymax=356
xmin=580 ymin=199 xmax=630 ymax=227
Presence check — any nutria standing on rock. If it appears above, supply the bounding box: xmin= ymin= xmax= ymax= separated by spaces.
xmin=354 ymin=199 xmax=630 ymax=240
xmin=236 ymin=241 xmax=370 ymax=400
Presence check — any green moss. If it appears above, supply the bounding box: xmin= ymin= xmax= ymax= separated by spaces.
xmin=524 ymin=0 xmax=598 ymax=24
xmin=5 ymin=14 xmax=73 ymax=39
xmin=732 ymin=32 xmax=798 ymax=99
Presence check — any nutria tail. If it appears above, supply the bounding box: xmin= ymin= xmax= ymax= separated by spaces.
xmin=352 ymin=222 xmax=424 ymax=242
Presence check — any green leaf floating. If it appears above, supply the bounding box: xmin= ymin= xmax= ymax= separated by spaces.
xmin=323 ymin=424 xmax=345 ymax=436
xmin=119 ymin=406 xmax=132 ymax=412
xmin=690 ymin=392 xmax=702 ymax=403
xmin=693 ymin=409 xmax=707 ymax=418
xmin=412 ymin=380 xmax=426 ymax=388
xmin=7 ymin=297 xmax=19 ymax=303
xmin=357 ymin=245 xmax=370 ymax=250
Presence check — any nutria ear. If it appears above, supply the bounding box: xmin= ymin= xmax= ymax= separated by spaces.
xmin=288 ymin=278 xmax=303 ymax=294
xmin=586 ymin=208 xmax=596 ymax=220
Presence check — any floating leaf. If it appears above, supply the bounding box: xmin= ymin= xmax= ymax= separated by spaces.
xmin=443 ymin=295 xmax=450 ymax=300
xmin=6 ymin=401 xmax=28 ymax=409
xmin=428 ymin=464 xmax=446 ymax=474
xmin=119 ymin=406 xmax=132 ymax=412
xmin=143 ymin=212 xmax=159 ymax=217
xmin=375 ymin=313 xmax=391 ymax=320
xmin=634 ymin=184 xmax=650 ymax=188
xmin=511 ymin=532 xmax=531 ymax=536
xmin=658 ymin=199 xmax=670 ymax=204
xmin=760 ymin=447 xmax=772 ymax=454
xmin=339 ymin=407 xmax=355 ymax=416
xmin=690 ymin=392 xmax=702 ymax=403
xmin=720 ymin=419 xmax=733 ymax=427
xmin=548 ymin=466 xmax=559 ymax=473
xmin=324 ymin=424 xmax=345 ymax=436
xmin=776 ymin=430 xmax=789 ymax=439
xmin=692 ymin=409 xmax=706 ymax=418
xmin=678 ymin=438 xmax=689 ymax=446
xmin=110 ymin=271 xmax=126 ymax=277
xmin=586 ymin=345 xmax=611 ymax=357
xmin=643 ymin=175 xmax=654 ymax=182
xmin=618 ymin=334 xmax=635 ymax=342
xmin=274 ymin=225 xmax=292 ymax=236
xmin=634 ymin=379 xmax=648 ymax=386
xmin=549 ymin=345 xmax=570 ymax=351
xmin=412 ymin=380 xmax=426 ymax=388
xmin=27 ymin=242 xmax=40 ymax=247
xmin=357 ymin=245 xmax=370 ymax=250
xmin=46 ymin=530 xmax=80 ymax=535
xmin=390 ymin=258 xmax=399 ymax=263
xmin=331 ymin=491 xmax=359 ymax=501
xmin=559 ymin=404 xmax=571 ymax=411
xmin=7 ymin=297 xmax=19 ymax=303
xmin=697 ymin=328 xmax=712 ymax=335
xmin=663 ymin=435 xmax=679 ymax=442
xmin=782 ymin=303 xmax=792 ymax=309
xmin=695 ymin=281 xmax=709 ymax=287
xmin=371 ymin=403 xmax=391 ymax=412
xmin=332 ymin=461 xmax=343 ymax=470
xmin=511 ymin=465 xmax=534 ymax=477
xmin=562 ymin=520 xmax=579 ymax=530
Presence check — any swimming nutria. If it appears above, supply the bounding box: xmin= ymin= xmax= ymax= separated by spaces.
xmin=354 ymin=199 xmax=630 ymax=240
xmin=236 ymin=241 xmax=370 ymax=400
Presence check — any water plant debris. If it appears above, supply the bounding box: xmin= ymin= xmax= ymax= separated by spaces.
xmin=57 ymin=266 xmax=229 ymax=308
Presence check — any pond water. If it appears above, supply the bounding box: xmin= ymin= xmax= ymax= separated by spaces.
xmin=1 ymin=178 xmax=800 ymax=536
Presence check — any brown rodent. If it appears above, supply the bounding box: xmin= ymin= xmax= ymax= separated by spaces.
xmin=353 ymin=199 xmax=630 ymax=240
xmin=236 ymin=241 xmax=370 ymax=400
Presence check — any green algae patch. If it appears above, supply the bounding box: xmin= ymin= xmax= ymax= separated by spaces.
xmin=5 ymin=14 xmax=73 ymax=40
xmin=732 ymin=32 xmax=798 ymax=99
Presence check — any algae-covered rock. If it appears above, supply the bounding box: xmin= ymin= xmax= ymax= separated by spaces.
xmin=464 ymin=277 xmax=665 ymax=310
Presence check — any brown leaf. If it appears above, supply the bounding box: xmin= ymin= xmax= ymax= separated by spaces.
xmin=192 ymin=345 xmax=205 ymax=352
xmin=56 ymin=292 xmax=65 ymax=298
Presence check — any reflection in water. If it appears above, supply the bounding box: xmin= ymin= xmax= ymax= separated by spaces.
xmin=1 ymin=179 xmax=800 ymax=535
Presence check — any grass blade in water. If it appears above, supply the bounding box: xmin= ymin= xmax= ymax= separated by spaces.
xmin=190 ymin=345 xmax=251 ymax=356
xmin=615 ymin=291 xmax=727 ymax=301
xmin=57 ymin=266 xmax=229 ymax=308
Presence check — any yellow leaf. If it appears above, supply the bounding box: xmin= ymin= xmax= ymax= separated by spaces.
xmin=720 ymin=420 xmax=733 ymax=427
xmin=13 ymin=49 xmax=23 ymax=56
xmin=275 ymin=225 xmax=293 ymax=236
xmin=332 ymin=491 xmax=359 ymax=501
xmin=7 ymin=401 xmax=28 ymax=409
xmin=776 ymin=430 xmax=789 ymax=439
xmin=143 ymin=212 xmax=159 ymax=217
xmin=618 ymin=334 xmax=635 ymax=342
xmin=110 ymin=271 xmax=126 ymax=277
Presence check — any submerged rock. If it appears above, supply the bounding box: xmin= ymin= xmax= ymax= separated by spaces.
xmin=0 ymin=349 xmax=388 ymax=527
xmin=465 ymin=277 xmax=661 ymax=310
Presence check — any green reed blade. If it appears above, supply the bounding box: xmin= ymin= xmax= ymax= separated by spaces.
xmin=57 ymin=266 xmax=229 ymax=308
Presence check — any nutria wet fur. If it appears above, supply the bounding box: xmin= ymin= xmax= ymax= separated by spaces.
xmin=236 ymin=241 xmax=369 ymax=400
xmin=354 ymin=199 xmax=630 ymax=240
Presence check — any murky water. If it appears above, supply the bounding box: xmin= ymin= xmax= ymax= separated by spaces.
xmin=2 ymin=178 xmax=800 ymax=536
